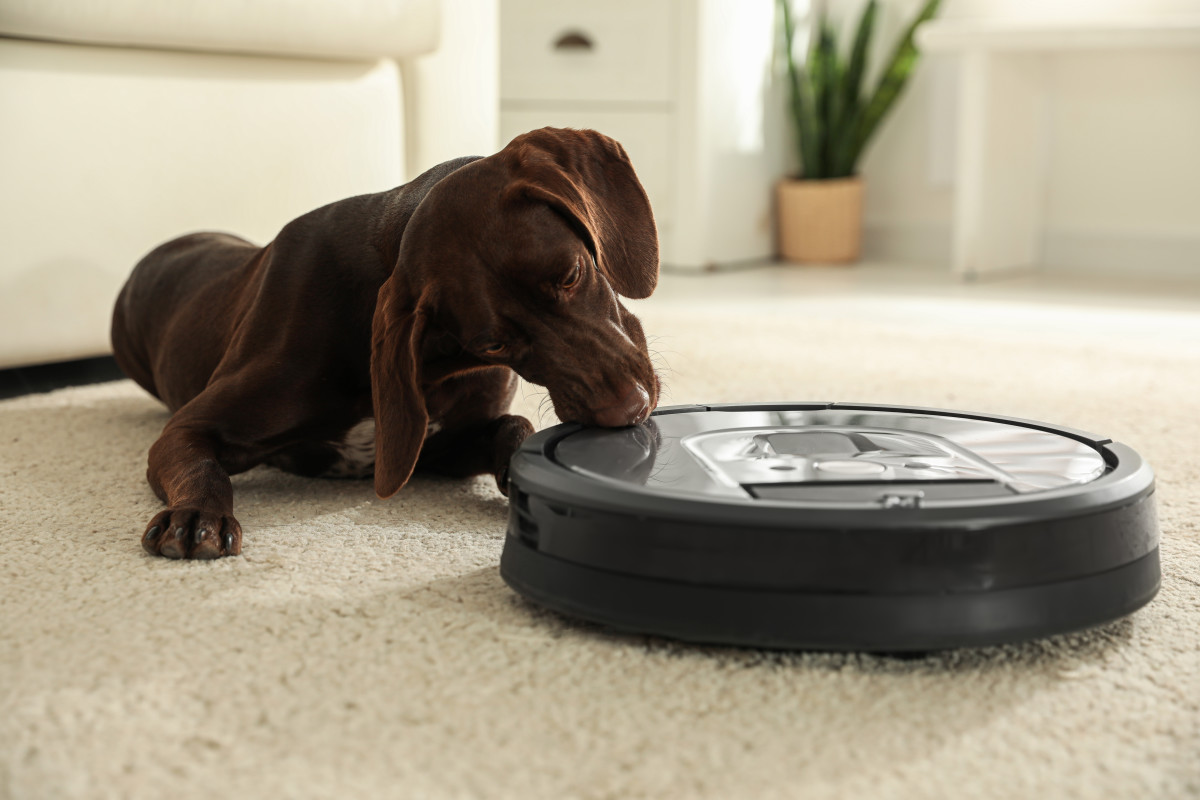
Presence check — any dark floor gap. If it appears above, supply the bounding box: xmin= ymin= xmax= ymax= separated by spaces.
xmin=0 ymin=356 xmax=126 ymax=400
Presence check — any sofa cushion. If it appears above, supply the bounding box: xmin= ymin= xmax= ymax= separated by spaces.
xmin=0 ymin=0 xmax=438 ymax=61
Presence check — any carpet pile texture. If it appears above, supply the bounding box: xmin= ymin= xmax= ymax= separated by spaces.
xmin=2 ymin=295 xmax=1198 ymax=799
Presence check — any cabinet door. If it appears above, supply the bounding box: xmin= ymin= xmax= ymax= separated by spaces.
xmin=500 ymin=0 xmax=676 ymax=104
xmin=500 ymin=110 xmax=675 ymax=242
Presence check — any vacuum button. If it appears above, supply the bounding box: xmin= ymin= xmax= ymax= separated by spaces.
xmin=815 ymin=460 xmax=887 ymax=476
xmin=880 ymin=491 xmax=924 ymax=509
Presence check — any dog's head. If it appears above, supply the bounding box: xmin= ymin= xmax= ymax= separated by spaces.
xmin=371 ymin=128 xmax=661 ymax=498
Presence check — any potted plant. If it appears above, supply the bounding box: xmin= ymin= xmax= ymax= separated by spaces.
xmin=777 ymin=0 xmax=941 ymax=263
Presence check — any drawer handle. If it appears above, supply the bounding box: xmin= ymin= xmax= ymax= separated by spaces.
xmin=553 ymin=30 xmax=594 ymax=51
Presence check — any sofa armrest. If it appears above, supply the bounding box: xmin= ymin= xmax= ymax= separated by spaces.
xmin=0 ymin=0 xmax=439 ymax=61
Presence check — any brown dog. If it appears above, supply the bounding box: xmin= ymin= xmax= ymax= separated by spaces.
xmin=111 ymin=128 xmax=661 ymax=559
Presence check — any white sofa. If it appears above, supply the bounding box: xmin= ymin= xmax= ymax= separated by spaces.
xmin=0 ymin=0 xmax=499 ymax=369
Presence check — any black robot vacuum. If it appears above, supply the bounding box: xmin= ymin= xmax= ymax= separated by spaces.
xmin=499 ymin=402 xmax=1160 ymax=651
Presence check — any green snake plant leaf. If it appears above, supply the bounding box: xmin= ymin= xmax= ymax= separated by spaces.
xmin=833 ymin=0 xmax=879 ymax=176
xmin=808 ymin=18 xmax=841 ymax=178
xmin=846 ymin=0 xmax=941 ymax=171
xmin=777 ymin=0 xmax=937 ymax=179
xmin=779 ymin=0 xmax=818 ymax=178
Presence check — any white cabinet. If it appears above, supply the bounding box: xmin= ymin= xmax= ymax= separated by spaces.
xmin=917 ymin=17 xmax=1200 ymax=278
xmin=501 ymin=0 xmax=675 ymax=104
xmin=499 ymin=0 xmax=785 ymax=270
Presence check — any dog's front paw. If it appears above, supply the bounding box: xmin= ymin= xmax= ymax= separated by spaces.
xmin=493 ymin=415 xmax=535 ymax=496
xmin=142 ymin=508 xmax=242 ymax=559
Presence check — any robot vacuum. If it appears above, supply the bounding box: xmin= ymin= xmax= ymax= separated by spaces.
xmin=499 ymin=402 xmax=1160 ymax=651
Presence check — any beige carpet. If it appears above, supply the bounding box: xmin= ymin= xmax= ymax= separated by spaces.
xmin=2 ymin=293 xmax=1199 ymax=799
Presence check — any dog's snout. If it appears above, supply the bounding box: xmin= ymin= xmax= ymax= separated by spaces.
xmin=594 ymin=383 xmax=651 ymax=428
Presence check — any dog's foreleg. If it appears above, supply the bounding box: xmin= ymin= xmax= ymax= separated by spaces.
xmin=417 ymin=414 xmax=535 ymax=496
xmin=141 ymin=417 xmax=243 ymax=559
xmin=136 ymin=380 xmax=285 ymax=559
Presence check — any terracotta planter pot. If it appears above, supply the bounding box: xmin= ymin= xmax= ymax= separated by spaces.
xmin=777 ymin=177 xmax=864 ymax=264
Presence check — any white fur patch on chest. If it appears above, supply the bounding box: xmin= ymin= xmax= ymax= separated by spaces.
xmin=324 ymin=417 xmax=443 ymax=478
xmin=325 ymin=418 xmax=377 ymax=478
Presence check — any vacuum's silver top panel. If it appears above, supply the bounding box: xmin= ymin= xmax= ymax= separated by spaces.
xmin=552 ymin=409 xmax=1108 ymax=503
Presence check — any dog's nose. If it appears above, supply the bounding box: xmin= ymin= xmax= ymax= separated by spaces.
xmin=594 ymin=383 xmax=651 ymax=428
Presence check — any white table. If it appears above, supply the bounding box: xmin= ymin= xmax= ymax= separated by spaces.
xmin=917 ymin=17 xmax=1200 ymax=278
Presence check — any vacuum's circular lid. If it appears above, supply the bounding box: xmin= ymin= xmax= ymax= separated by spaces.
xmin=555 ymin=404 xmax=1109 ymax=507
xmin=500 ymin=403 xmax=1160 ymax=651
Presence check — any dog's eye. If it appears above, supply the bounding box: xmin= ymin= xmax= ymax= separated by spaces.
xmin=481 ymin=342 xmax=507 ymax=357
xmin=561 ymin=260 xmax=583 ymax=290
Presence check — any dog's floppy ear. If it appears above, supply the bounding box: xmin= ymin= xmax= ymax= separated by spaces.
xmin=370 ymin=275 xmax=429 ymax=499
xmin=504 ymin=128 xmax=659 ymax=299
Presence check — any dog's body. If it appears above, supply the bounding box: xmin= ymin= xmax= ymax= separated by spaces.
xmin=112 ymin=129 xmax=661 ymax=559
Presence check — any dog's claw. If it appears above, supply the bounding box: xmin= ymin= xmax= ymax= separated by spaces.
xmin=142 ymin=509 xmax=241 ymax=559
